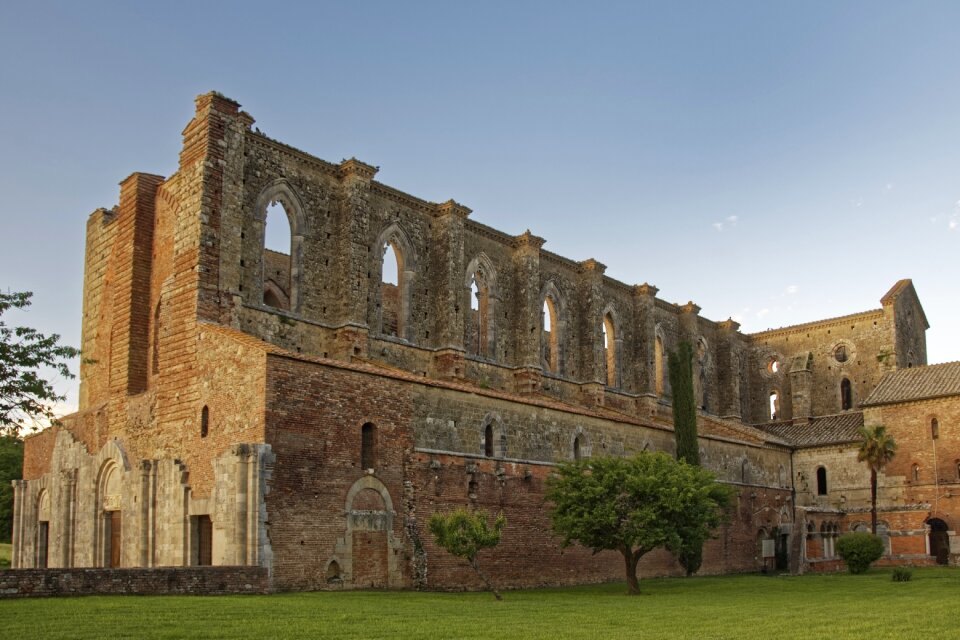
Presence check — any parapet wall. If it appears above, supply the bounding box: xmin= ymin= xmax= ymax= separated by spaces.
xmin=0 ymin=567 xmax=269 ymax=598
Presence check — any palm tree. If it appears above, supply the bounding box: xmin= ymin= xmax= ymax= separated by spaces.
xmin=857 ymin=425 xmax=897 ymax=534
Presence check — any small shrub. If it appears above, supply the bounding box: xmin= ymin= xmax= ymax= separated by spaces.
xmin=891 ymin=567 xmax=913 ymax=582
xmin=836 ymin=532 xmax=884 ymax=574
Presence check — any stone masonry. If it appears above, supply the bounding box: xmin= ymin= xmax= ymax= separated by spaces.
xmin=9 ymin=92 xmax=958 ymax=593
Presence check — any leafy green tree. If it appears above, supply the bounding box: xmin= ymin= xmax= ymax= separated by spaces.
xmin=0 ymin=291 xmax=79 ymax=434
xmin=428 ymin=508 xmax=506 ymax=600
xmin=546 ymin=452 xmax=732 ymax=594
xmin=668 ymin=341 xmax=698 ymax=466
xmin=0 ymin=434 xmax=23 ymax=543
xmin=836 ymin=532 xmax=884 ymax=574
xmin=857 ymin=425 xmax=897 ymax=534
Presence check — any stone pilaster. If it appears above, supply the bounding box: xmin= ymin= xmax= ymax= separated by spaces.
xmin=578 ymin=259 xmax=607 ymax=385
xmin=716 ymin=319 xmax=743 ymax=419
xmin=633 ymin=283 xmax=659 ymax=416
xmin=430 ymin=200 xmax=470 ymax=378
xmin=511 ymin=230 xmax=545 ymax=393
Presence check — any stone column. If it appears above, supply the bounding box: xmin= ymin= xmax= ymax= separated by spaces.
xmin=11 ymin=480 xmax=24 ymax=568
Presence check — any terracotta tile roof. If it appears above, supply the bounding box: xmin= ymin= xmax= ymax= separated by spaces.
xmin=863 ymin=361 xmax=960 ymax=406
xmin=754 ymin=412 xmax=864 ymax=447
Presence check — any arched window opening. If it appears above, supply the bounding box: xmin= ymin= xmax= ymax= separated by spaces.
xmin=840 ymin=378 xmax=852 ymax=411
xmin=816 ymin=466 xmax=828 ymax=496
xmin=484 ymin=423 xmax=494 ymax=458
xmin=200 ymin=406 xmax=209 ymax=438
xmin=542 ymin=296 xmax=560 ymax=374
xmin=654 ymin=335 xmax=665 ymax=396
xmin=769 ymin=391 xmax=780 ymax=421
xmin=931 ymin=417 xmax=939 ymax=440
xmin=465 ymin=265 xmax=494 ymax=358
xmin=381 ymin=242 xmax=402 ymax=337
xmin=912 ymin=463 xmax=920 ymax=482
xmin=263 ymin=201 xmax=293 ymax=310
xmin=573 ymin=435 xmax=582 ymax=461
xmin=361 ymin=423 xmax=377 ymax=470
xmin=603 ymin=313 xmax=617 ymax=387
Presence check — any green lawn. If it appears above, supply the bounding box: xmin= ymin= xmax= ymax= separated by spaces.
xmin=0 ymin=568 xmax=955 ymax=639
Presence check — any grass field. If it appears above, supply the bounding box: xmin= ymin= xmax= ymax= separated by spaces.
xmin=0 ymin=567 xmax=955 ymax=639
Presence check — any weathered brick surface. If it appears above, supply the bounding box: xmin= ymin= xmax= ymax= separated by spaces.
xmin=14 ymin=91 xmax=956 ymax=590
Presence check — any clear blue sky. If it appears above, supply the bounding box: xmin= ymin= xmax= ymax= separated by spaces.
xmin=2 ymin=1 xmax=959 ymax=417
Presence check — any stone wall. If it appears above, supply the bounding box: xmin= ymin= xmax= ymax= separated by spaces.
xmin=0 ymin=567 xmax=268 ymax=598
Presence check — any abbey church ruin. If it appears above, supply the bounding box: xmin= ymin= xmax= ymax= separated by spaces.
xmin=9 ymin=93 xmax=959 ymax=591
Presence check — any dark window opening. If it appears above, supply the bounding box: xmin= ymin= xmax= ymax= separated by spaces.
xmin=201 ymin=406 xmax=209 ymax=438
xmin=840 ymin=378 xmax=852 ymax=410
xmin=361 ymin=423 xmax=377 ymax=470
xmin=816 ymin=466 xmax=828 ymax=496
xmin=573 ymin=435 xmax=582 ymax=461
xmin=931 ymin=417 xmax=939 ymax=440
xmin=484 ymin=424 xmax=493 ymax=457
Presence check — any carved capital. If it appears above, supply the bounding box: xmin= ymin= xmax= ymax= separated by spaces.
xmin=435 ymin=199 xmax=472 ymax=219
xmin=633 ymin=282 xmax=659 ymax=298
xmin=578 ymin=258 xmax=606 ymax=275
xmin=718 ymin=318 xmax=741 ymax=332
xmin=338 ymin=157 xmax=379 ymax=181
xmin=512 ymin=229 xmax=545 ymax=251
xmin=680 ymin=301 xmax=701 ymax=316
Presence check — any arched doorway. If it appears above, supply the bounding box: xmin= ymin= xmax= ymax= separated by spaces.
xmin=98 ymin=462 xmax=123 ymax=567
xmin=928 ymin=518 xmax=949 ymax=565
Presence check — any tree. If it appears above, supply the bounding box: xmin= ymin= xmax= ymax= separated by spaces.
xmin=857 ymin=424 xmax=897 ymax=534
xmin=668 ymin=341 xmax=699 ymax=466
xmin=428 ymin=508 xmax=506 ymax=600
xmin=0 ymin=433 xmax=23 ymax=543
xmin=546 ymin=452 xmax=732 ymax=595
xmin=0 ymin=291 xmax=79 ymax=434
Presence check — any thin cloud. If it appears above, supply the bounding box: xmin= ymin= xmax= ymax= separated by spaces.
xmin=712 ymin=215 xmax=739 ymax=232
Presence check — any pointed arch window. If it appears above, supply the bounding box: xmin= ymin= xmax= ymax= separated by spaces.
xmin=602 ymin=312 xmax=618 ymax=387
xmin=465 ymin=257 xmax=496 ymax=358
xmin=256 ymin=182 xmax=305 ymax=312
xmin=816 ymin=466 xmax=828 ymax=496
xmin=654 ymin=334 xmax=665 ymax=396
xmin=375 ymin=225 xmax=417 ymax=342
xmin=263 ymin=201 xmax=293 ymax=310
xmin=573 ymin=434 xmax=583 ymax=461
xmin=542 ymin=292 xmax=561 ymax=374
xmin=484 ymin=423 xmax=494 ymax=458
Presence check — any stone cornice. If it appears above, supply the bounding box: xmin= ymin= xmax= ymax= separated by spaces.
xmin=246 ymin=132 xmax=341 ymax=176
xmin=749 ymin=308 xmax=884 ymax=339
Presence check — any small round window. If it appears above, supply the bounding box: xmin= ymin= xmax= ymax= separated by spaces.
xmin=834 ymin=345 xmax=848 ymax=363
xmin=767 ymin=358 xmax=780 ymax=374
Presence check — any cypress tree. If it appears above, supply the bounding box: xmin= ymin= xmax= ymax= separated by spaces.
xmin=668 ymin=341 xmax=699 ymax=466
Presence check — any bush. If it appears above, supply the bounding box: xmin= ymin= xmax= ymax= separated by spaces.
xmin=891 ymin=567 xmax=913 ymax=582
xmin=836 ymin=532 xmax=884 ymax=574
